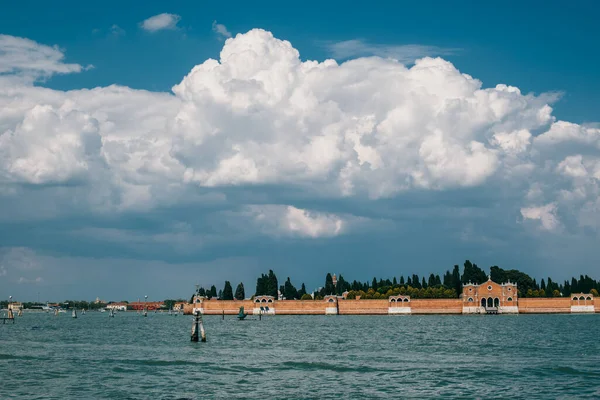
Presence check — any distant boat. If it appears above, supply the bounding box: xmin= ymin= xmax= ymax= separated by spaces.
xmin=109 ymin=308 xmax=115 ymax=318
xmin=100 ymin=308 xmax=106 ymax=313
xmin=82 ymin=309 xmax=86 ymax=315
xmin=54 ymin=308 xmax=59 ymax=316
xmin=72 ymin=309 xmax=77 ymax=319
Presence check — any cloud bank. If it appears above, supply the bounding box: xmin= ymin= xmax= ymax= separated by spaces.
xmin=0 ymin=29 xmax=599 ymax=297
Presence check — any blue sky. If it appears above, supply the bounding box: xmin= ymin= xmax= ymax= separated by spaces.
xmin=1 ymin=1 xmax=599 ymax=301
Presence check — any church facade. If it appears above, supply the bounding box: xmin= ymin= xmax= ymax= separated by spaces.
xmin=462 ymin=277 xmax=519 ymax=314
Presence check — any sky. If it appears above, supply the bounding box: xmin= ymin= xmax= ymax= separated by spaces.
xmin=1 ymin=1 xmax=599 ymax=302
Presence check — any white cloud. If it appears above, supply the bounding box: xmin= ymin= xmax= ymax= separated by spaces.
xmin=0 ymin=28 xmax=599 ymax=247
xmin=140 ymin=13 xmax=181 ymax=32
xmin=323 ymin=39 xmax=458 ymax=63
xmin=521 ymin=203 xmax=560 ymax=231
xmin=246 ymin=205 xmax=345 ymax=238
xmin=212 ymin=21 xmax=232 ymax=40
xmin=17 ymin=276 xmax=42 ymax=284
xmin=0 ymin=34 xmax=88 ymax=83
xmin=110 ymin=25 xmax=126 ymax=37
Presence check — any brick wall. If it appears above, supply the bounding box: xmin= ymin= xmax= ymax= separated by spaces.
xmin=411 ymin=299 xmax=462 ymax=314
xmin=338 ymin=300 xmax=389 ymax=315
xmin=517 ymin=298 xmax=571 ymax=313
xmin=182 ymin=296 xmax=586 ymax=315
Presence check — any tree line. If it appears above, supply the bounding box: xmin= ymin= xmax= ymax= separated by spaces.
xmin=193 ymin=260 xmax=600 ymax=301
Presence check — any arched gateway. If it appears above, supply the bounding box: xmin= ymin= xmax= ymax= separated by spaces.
xmin=462 ymin=277 xmax=518 ymax=314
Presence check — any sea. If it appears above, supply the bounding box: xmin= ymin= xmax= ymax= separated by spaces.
xmin=1 ymin=312 xmax=599 ymax=399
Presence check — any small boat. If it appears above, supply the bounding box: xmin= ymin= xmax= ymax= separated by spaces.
xmin=238 ymin=306 xmax=248 ymax=320
xmin=82 ymin=309 xmax=86 ymax=315
xmin=72 ymin=309 xmax=77 ymax=319
xmin=100 ymin=308 xmax=106 ymax=313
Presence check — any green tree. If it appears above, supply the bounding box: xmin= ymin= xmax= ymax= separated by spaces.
xmin=461 ymin=260 xmax=487 ymax=284
xmin=298 ymin=283 xmax=307 ymax=298
xmin=235 ymin=283 xmax=245 ymax=300
xmin=283 ymin=277 xmax=298 ymax=299
xmin=300 ymin=293 xmax=313 ymax=300
xmin=222 ymin=281 xmax=234 ymax=300
xmin=324 ymin=273 xmax=335 ymax=295
xmin=452 ymin=265 xmax=462 ymax=297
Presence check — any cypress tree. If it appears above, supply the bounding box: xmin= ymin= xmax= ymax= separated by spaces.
xmin=267 ymin=270 xmax=279 ymax=298
xmin=298 ymin=283 xmax=307 ymax=297
xmin=234 ymin=282 xmax=245 ymax=300
xmin=371 ymin=277 xmax=378 ymax=291
xmin=222 ymin=281 xmax=234 ymax=300
xmin=400 ymin=276 xmax=405 ymax=285
xmin=324 ymin=273 xmax=335 ymax=295
xmin=428 ymin=273 xmax=436 ymax=288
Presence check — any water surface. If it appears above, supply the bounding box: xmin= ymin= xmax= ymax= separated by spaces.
xmin=1 ymin=312 xmax=598 ymax=399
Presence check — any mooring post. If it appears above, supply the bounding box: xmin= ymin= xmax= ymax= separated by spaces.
xmin=222 ymin=310 xmax=224 ymax=320
xmin=191 ymin=311 xmax=207 ymax=342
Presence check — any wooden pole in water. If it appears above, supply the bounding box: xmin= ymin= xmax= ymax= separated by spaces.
xmin=191 ymin=311 xmax=207 ymax=342
xmin=222 ymin=310 xmax=224 ymax=320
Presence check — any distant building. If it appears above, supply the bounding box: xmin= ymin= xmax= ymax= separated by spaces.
xmin=94 ymin=297 xmax=105 ymax=304
xmin=462 ymin=277 xmax=518 ymax=314
xmin=106 ymin=302 xmax=127 ymax=311
xmin=129 ymin=301 xmax=164 ymax=311
xmin=332 ymin=274 xmax=337 ymax=287
xmin=173 ymin=302 xmax=186 ymax=311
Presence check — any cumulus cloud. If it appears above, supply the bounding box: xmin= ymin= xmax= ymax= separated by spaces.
xmin=521 ymin=203 xmax=560 ymax=231
xmin=0 ymin=28 xmax=599 ymax=263
xmin=323 ymin=39 xmax=458 ymax=63
xmin=0 ymin=34 xmax=88 ymax=83
xmin=140 ymin=13 xmax=181 ymax=32
xmin=246 ymin=205 xmax=345 ymax=238
xmin=212 ymin=21 xmax=232 ymax=40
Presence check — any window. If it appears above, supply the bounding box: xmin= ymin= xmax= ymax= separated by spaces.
xmin=468 ymin=297 xmax=474 ymax=302
xmin=586 ymin=297 xmax=592 ymax=301
xmin=579 ymin=296 xmax=585 ymax=301
xmin=508 ymin=287 xmax=512 ymax=291
xmin=507 ymin=297 xmax=513 ymax=302
xmin=328 ymin=298 xmax=335 ymax=303
xmin=487 ymin=285 xmax=493 ymax=291
xmin=469 ymin=288 xmax=472 ymax=292
xmin=572 ymin=297 xmax=578 ymax=301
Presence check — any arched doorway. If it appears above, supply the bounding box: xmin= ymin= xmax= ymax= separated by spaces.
xmin=481 ymin=298 xmax=486 ymax=308
xmin=487 ymin=298 xmax=493 ymax=308
xmin=494 ymin=298 xmax=499 ymax=308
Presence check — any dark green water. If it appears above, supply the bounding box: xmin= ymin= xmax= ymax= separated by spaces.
xmin=1 ymin=312 xmax=599 ymax=399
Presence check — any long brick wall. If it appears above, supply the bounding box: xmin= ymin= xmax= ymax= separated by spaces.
xmin=339 ymin=300 xmax=388 ymax=315
xmin=182 ymin=297 xmax=599 ymax=315
xmin=517 ymin=298 xmax=571 ymax=313
xmin=411 ymin=299 xmax=463 ymax=314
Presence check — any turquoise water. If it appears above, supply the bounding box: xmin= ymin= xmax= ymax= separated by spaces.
xmin=1 ymin=312 xmax=599 ymax=399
